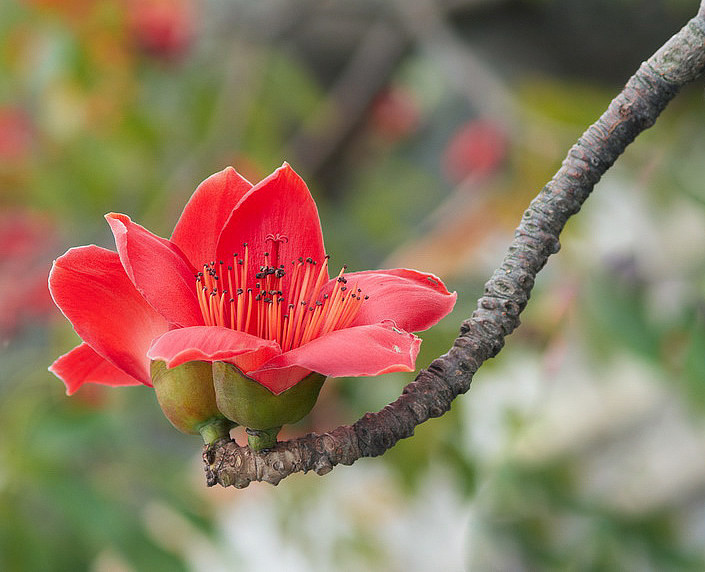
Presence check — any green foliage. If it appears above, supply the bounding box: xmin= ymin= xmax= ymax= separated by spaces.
xmin=681 ymin=308 xmax=705 ymax=413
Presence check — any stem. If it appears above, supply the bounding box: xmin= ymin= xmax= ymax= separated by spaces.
xmin=246 ymin=427 xmax=281 ymax=451
xmin=198 ymin=418 xmax=235 ymax=445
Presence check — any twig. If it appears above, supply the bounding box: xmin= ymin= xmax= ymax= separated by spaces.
xmin=204 ymin=7 xmax=705 ymax=488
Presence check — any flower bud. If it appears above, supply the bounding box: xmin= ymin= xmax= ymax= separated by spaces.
xmin=151 ymin=360 xmax=235 ymax=444
xmin=212 ymin=361 xmax=325 ymax=451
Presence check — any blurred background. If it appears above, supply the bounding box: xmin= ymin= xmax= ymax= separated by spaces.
xmin=1 ymin=0 xmax=705 ymax=569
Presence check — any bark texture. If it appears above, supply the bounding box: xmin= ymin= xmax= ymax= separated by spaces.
xmin=204 ymin=11 xmax=705 ymax=489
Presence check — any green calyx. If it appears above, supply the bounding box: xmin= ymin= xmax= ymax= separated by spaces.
xmin=150 ymin=360 xmax=236 ymax=444
xmin=212 ymin=361 xmax=325 ymax=451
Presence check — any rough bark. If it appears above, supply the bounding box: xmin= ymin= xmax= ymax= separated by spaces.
xmin=204 ymin=10 xmax=705 ymax=489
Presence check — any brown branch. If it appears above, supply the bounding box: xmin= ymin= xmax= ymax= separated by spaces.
xmin=204 ymin=9 xmax=705 ymax=488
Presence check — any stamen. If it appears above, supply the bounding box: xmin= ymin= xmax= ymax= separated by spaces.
xmin=236 ymin=288 xmax=244 ymax=332
xmin=289 ymin=300 xmax=308 ymax=351
xmin=244 ymin=289 xmax=253 ymax=333
xmin=310 ymin=255 xmax=330 ymax=302
xmin=338 ymin=283 xmax=361 ymax=328
xmin=283 ymin=303 xmax=296 ymax=350
xmin=217 ymin=291 xmax=227 ymax=327
xmin=195 ymin=244 xmax=366 ymax=349
xmin=209 ymin=291 xmax=219 ymax=327
xmin=226 ymin=265 xmax=235 ymax=304
xmin=300 ymin=300 xmax=324 ymax=345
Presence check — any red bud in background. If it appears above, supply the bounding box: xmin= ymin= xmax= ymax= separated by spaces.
xmin=126 ymin=0 xmax=196 ymax=61
xmin=442 ymin=119 xmax=506 ymax=184
xmin=369 ymin=87 xmax=421 ymax=143
xmin=0 ymin=107 xmax=34 ymax=164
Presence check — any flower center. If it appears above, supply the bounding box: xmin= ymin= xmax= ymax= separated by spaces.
xmin=195 ymin=239 xmax=367 ymax=351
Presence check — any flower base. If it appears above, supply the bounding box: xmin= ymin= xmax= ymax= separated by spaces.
xmin=212 ymin=362 xmax=325 ymax=451
xmin=151 ymin=360 xmax=235 ymax=443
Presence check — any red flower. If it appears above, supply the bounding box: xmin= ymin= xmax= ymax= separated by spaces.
xmin=442 ymin=119 xmax=507 ymax=184
xmin=126 ymin=0 xmax=196 ymax=61
xmin=369 ymin=86 xmax=421 ymax=143
xmin=49 ymin=164 xmax=456 ymax=396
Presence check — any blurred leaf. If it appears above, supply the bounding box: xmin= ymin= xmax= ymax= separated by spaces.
xmin=519 ymin=76 xmax=612 ymax=128
xmin=582 ymin=271 xmax=662 ymax=363
xmin=680 ymin=307 xmax=705 ymax=413
xmin=243 ymin=50 xmax=323 ymax=167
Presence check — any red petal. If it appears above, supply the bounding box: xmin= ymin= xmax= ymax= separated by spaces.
xmin=323 ymin=268 xmax=456 ymax=332
xmin=170 ymin=167 xmax=252 ymax=267
xmin=106 ymin=213 xmax=202 ymax=327
xmin=147 ymin=325 xmax=281 ymax=369
xmin=50 ymin=342 xmax=144 ymax=395
xmin=249 ymin=320 xmax=421 ymax=394
xmin=245 ymin=365 xmax=313 ymax=395
xmin=49 ymin=245 xmax=168 ymax=384
xmin=216 ymin=163 xmax=327 ymax=293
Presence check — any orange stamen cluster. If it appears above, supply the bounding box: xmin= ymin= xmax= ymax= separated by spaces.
xmin=195 ymin=239 xmax=368 ymax=351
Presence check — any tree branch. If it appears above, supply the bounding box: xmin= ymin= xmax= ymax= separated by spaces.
xmin=204 ymin=9 xmax=705 ymax=489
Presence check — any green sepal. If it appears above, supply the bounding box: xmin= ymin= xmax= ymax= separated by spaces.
xmin=212 ymin=361 xmax=325 ymax=450
xmin=151 ymin=360 xmax=236 ymax=444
